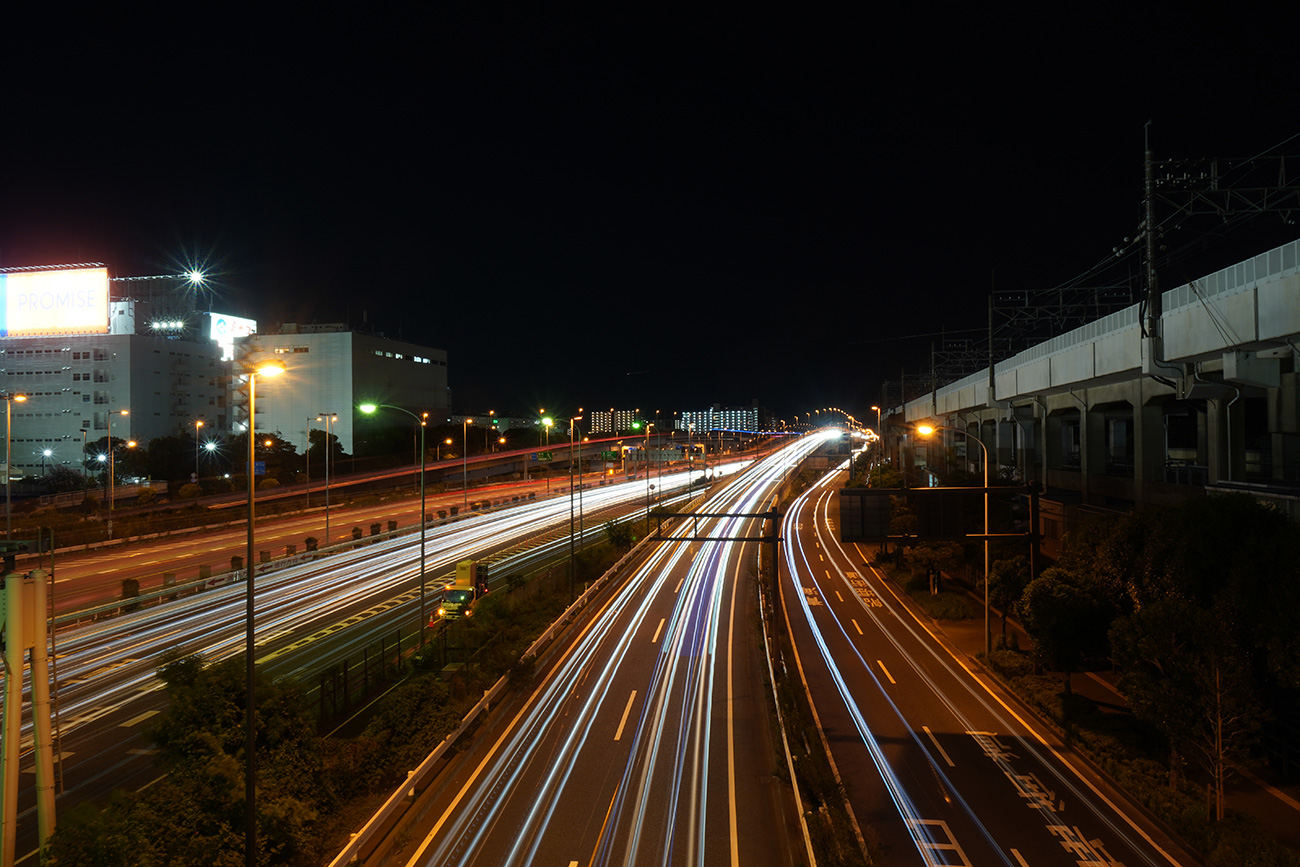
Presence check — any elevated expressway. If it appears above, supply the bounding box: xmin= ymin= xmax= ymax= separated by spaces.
xmin=890 ymin=237 xmax=1300 ymax=524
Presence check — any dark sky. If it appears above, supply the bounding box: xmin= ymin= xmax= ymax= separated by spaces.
xmin=3 ymin=6 xmax=1298 ymax=422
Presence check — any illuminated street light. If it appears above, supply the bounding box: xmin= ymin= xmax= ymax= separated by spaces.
xmin=106 ymin=409 xmax=130 ymax=540
xmin=41 ymin=449 xmax=52 ymax=478
xmin=360 ymin=403 xmax=430 ymax=645
xmin=317 ymin=412 xmax=339 ymax=544
xmin=243 ymin=359 xmax=285 ymax=867
xmin=569 ymin=412 xmax=583 ymax=599
xmin=542 ymin=416 xmax=554 ymax=492
xmin=917 ymin=423 xmax=991 ymax=656
xmin=3 ymin=393 xmax=26 ymax=539
xmin=462 ymin=417 xmax=474 ymax=509
xmin=194 ymin=419 xmax=205 ymax=480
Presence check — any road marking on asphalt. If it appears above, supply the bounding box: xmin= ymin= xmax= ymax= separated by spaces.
xmin=906 ymin=818 xmax=971 ymax=866
xmin=23 ymin=752 xmax=73 ymax=772
xmin=1010 ymin=849 xmax=1030 ymax=866
xmin=129 ymin=748 xmax=160 ymax=756
xmin=651 ymin=618 xmax=665 ymax=643
xmin=674 ymin=577 xmax=684 ymax=593
xmin=877 ymin=660 xmax=895 ymax=684
xmin=121 ymin=710 xmax=160 ymax=727
xmin=835 ymin=590 xmax=844 ymax=603
xmin=922 ymin=726 xmax=955 ymax=767
xmin=614 ymin=690 xmax=637 ymax=741
xmin=851 ymin=619 xmax=863 ymax=635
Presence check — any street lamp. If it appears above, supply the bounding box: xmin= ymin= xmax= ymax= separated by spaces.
xmin=871 ymin=405 xmax=882 ymax=472
xmin=644 ymin=422 xmax=655 ymax=519
xmin=243 ymin=359 xmax=285 ymax=867
xmin=317 ymin=412 xmax=338 ymax=544
xmin=3 ymin=393 xmax=27 ymax=539
xmin=360 ymin=403 xmax=430 ymax=645
xmin=438 ymin=437 xmax=451 ymax=461
xmin=107 ymin=409 xmax=129 ymax=540
xmin=194 ymin=419 xmax=205 ymax=480
xmin=917 ymin=423 xmax=991 ymax=656
xmin=542 ymin=416 xmax=553 ymax=492
xmin=568 ymin=413 xmax=583 ymax=599
xmin=41 ymin=449 xmax=52 ymax=477
xmin=462 ymin=416 xmax=473 ymax=509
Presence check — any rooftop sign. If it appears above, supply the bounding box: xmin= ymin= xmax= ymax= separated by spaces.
xmin=0 ymin=267 xmax=109 ymax=336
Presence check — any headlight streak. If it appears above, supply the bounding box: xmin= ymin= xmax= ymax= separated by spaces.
xmin=781 ymin=495 xmax=955 ymax=864
xmin=418 ymin=437 xmax=827 ymax=867
xmin=786 ymin=486 xmax=1013 ymax=866
xmin=800 ymin=468 xmax=1173 ymax=866
xmin=2 ymin=469 xmax=718 ymax=749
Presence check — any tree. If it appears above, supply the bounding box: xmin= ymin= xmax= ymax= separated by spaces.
xmin=605 ymin=519 xmax=636 ymax=550
xmin=987 ymin=555 xmax=1030 ymax=643
xmin=48 ymin=653 xmax=327 ymax=865
xmin=1018 ymin=567 xmax=1108 ymax=693
xmin=45 ymin=463 xmax=87 ymax=493
xmin=1112 ymin=599 xmax=1264 ymax=816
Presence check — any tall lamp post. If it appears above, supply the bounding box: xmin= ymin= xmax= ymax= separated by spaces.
xmin=360 ymin=403 xmax=429 ymax=645
xmin=106 ymin=409 xmax=129 ymax=539
xmin=3 ymin=393 xmax=27 ymax=539
xmin=243 ymin=359 xmax=285 ymax=867
xmin=871 ymin=405 xmax=882 ymax=472
xmin=644 ymin=422 xmax=655 ymax=518
xmin=568 ymin=413 xmax=583 ymax=599
xmin=917 ymin=423 xmax=991 ymax=656
xmin=542 ymin=416 xmax=553 ymax=492
xmin=462 ymin=416 xmax=473 ymax=510
xmin=317 ymin=412 xmax=338 ymax=543
xmin=193 ymin=419 xmax=204 ymax=480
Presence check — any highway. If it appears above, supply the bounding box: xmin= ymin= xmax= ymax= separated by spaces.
xmin=3 ymin=462 xmax=720 ymax=863
xmin=780 ymin=462 xmax=1198 ymax=865
xmin=400 ymin=434 xmax=827 ymax=867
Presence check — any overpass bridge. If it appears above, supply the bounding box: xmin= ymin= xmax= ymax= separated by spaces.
xmin=884 ymin=235 xmax=1300 ymax=544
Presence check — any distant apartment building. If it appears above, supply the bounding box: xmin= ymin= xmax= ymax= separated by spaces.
xmin=678 ymin=404 xmax=761 ymax=433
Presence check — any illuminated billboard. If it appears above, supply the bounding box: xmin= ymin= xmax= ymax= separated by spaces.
xmin=0 ymin=267 xmax=109 ymax=336
xmin=207 ymin=312 xmax=257 ymax=361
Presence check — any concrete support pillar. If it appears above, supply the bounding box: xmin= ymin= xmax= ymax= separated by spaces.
xmin=1135 ymin=401 xmax=1167 ymax=495
xmin=1206 ymin=396 xmax=1246 ymax=483
xmin=996 ymin=419 xmax=1015 ymax=475
xmin=1083 ymin=403 xmax=1106 ymax=504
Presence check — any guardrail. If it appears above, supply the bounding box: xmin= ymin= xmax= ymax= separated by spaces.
xmin=326 ymin=518 xmax=673 ymax=866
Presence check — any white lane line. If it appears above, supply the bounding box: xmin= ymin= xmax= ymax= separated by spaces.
xmin=835 ymin=590 xmax=844 ymax=603
xmin=851 ymin=619 xmax=863 ymax=635
xmin=877 ymin=659 xmax=895 ymax=684
xmin=614 ymin=690 xmax=637 ymax=741
xmin=922 ymin=725 xmax=955 ymax=768
xmin=121 ymin=710 xmax=160 ymax=727
xmin=1011 ymin=849 xmax=1030 ymax=866
xmin=651 ymin=618 xmax=665 ymax=644
xmin=674 ymin=577 xmax=684 ymax=593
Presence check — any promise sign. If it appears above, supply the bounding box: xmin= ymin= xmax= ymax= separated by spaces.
xmin=0 ymin=268 xmax=109 ymax=336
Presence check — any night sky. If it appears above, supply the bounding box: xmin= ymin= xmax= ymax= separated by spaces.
xmin=3 ymin=6 xmax=1297 ymax=422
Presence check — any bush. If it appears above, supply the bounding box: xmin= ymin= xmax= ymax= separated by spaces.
xmin=176 ymin=483 xmax=203 ymax=500
xmin=136 ymin=487 xmax=158 ymax=506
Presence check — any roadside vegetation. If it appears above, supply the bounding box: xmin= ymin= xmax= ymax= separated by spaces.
xmin=44 ymin=532 xmax=631 ymax=866
xmin=950 ymin=493 xmax=1300 ymax=867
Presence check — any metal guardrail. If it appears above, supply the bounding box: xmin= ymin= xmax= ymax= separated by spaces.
xmin=326 ymin=520 xmax=672 ymax=866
